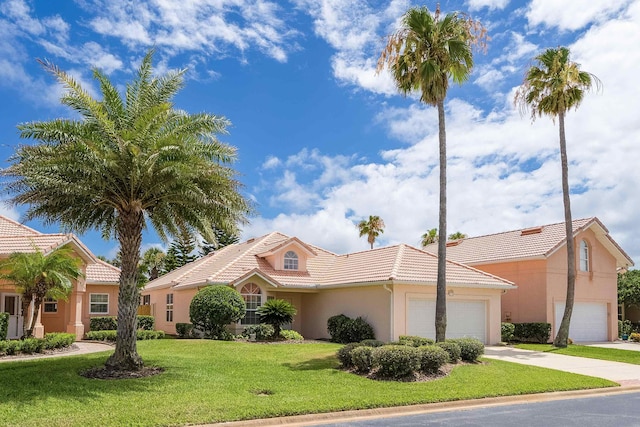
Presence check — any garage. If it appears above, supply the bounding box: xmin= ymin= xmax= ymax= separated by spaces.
xmin=554 ymin=302 xmax=608 ymax=342
xmin=407 ymin=298 xmax=487 ymax=343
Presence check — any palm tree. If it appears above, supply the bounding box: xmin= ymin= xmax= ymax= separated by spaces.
xmin=448 ymin=231 xmax=467 ymax=240
xmin=357 ymin=215 xmax=386 ymax=249
xmin=140 ymin=247 xmax=166 ymax=282
xmin=378 ymin=6 xmax=486 ymax=342
xmin=421 ymin=228 xmax=438 ymax=246
xmin=0 ymin=246 xmax=83 ymax=338
xmin=257 ymin=299 xmax=297 ymax=339
xmin=4 ymin=50 xmax=250 ymax=370
xmin=515 ymin=47 xmax=600 ymax=348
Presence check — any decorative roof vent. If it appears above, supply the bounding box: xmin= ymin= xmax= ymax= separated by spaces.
xmin=521 ymin=226 xmax=543 ymax=236
xmin=446 ymin=240 xmax=462 ymax=247
xmin=246 ymin=238 xmax=255 ymax=243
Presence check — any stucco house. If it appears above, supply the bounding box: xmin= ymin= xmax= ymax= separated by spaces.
xmin=425 ymin=218 xmax=634 ymax=342
xmin=141 ymin=232 xmax=515 ymax=344
xmin=0 ymin=215 xmax=120 ymax=340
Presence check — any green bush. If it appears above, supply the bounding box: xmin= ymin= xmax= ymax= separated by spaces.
xmin=176 ymin=323 xmax=195 ymax=338
xmin=0 ymin=312 xmax=8 ymax=341
xmin=399 ymin=335 xmax=434 ymax=347
xmin=4 ymin=340 xmax=20 ymax=355
xmin=242 ymin=324 xmax=275 ymax=340
xmin=435 ymin=341 xmax=461 ymax=363
xmin=619 ymin=320 xmax=633 ymax=337
xmin=0 ymin=340 xmax=8 ymax=355
xmin=44 ymin=333 xmax=75 ymax=349
xmin=86 ymin=330 xmax=117 ymax=341
xmin=280 ymin=329 xmax=303 ymax=341
xmin=418 ymin=345 xmax=448 ymax=374
xmin=20 ymin=338 xmax=44 ymax=354
xmin=448 ymin=338 xmax=484 ymax=362
xmin=137 ymin=315 xmax=155 ymax=331
xmin=337 ymin=342 xmax=364 ymax=368
xmin=189 ymin=286 xmax=245 ymax=340
xmin=327 ymin=314 xmax=375 ymax=343
xmin=350 ymin=346 xmax=373 ymax=373
xmin=89 ymin=316 xmax=118 ymax=331
xmin=501 ymin=322 xmax=515 ymax=342
xmin=513 ymin=323 xmax=551 ymax=343
xmin=372 ymin=345 xmax=421 ymax=379
xmin=137 ymin=330 xmax=165 ymax=340
xmin=257 ymin=299 xmax=296 ymax=338
xmin=360 ymin=339 xmax=385 ymax=347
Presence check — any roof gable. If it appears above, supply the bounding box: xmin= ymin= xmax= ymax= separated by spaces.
xmin=0 ymin=216 xmax=41 ymax=236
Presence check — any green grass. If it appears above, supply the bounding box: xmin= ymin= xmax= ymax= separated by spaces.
xmin=516 ymin=343 xmax=640 ymax=365
xmin=0 ymin=340 xmax=616 ymax=427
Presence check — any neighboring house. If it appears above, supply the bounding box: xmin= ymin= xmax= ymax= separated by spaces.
xmin=425 ymin=218 xmax=634 ymax=342
xmin=142 ymin=232 xmax=515 ymax=344
xmin=0 ymin=215 xmax=120 ymax=340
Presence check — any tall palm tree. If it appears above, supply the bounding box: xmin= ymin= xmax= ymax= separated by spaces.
xmin=4 ymin=50 xmax=250 ymax=370
xmin=357 ymin=215 xmax=385 ymax=249
xmin=421 ymin=228 xmax=438 ymax=246
xmin=378 ymin=6 xmax=486 ymax=342
xmin=140 ymin=247 xmax=166 ymax=282
xmin=515 ymin=47 xmax=600 ymax=348
xmin=0 ymin=246 xmax=83 ymax=338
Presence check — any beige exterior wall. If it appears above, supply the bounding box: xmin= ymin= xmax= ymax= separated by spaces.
xmin=391 ymin=284 xmax=504 ymax=344
xmin=300 ymin=285 xmax=391 ymax=341
xmin=143 ymin=287 xmax=198 ymax=335
xmin=83 ymin=284 xmax=120 ymax=332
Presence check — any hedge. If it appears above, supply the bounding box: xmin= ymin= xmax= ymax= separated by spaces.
xmin=372 ymin=345 xmax=421 ymax=379
xmin=89 ymin=315 xmax=156 ymax=331
xmin=0 ymin=333 xmax=75 ymax=356
xmin=176 ymin=323 xmax=195 ymax=338
xmin=0 ymin=312 xmax=8 ymax=341
xmin=501 ymin=322 xmax=515 ymax=342
xmin=327 ymin=314 xmax=375 ymax=343
xmin=447 ymin=338 xmax=484 ymax=362
xmin=418 ymin=345 xmax=448 ymax=374
xmin=513 ymin=322 xmax=551 ymax=343
xmin=85 ymin=330 xmax=165 ymax=341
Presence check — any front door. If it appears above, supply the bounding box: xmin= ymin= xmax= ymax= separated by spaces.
xmin=2 ymin=294 xmax=23 ymax=339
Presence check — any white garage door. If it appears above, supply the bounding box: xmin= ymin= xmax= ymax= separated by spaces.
xmin=407 ymin=298 xmax=487 ymax=343
xmin=554 ymin=302 xmax=608 ymax=342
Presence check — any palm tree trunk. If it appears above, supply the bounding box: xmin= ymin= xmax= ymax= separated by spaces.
xmin=553 ymin=109 xmax=575 ymax=348
xmin=21 ymin=294 xmax=32 ymax=338
xmin=435 ymin=98 xmax=447 ymax=343
xmin=105 ymin=208 xmax=144 ymax=371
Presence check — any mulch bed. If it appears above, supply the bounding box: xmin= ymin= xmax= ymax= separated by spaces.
xmin=81 ymin=365 xmax=164 ymax=380
xmin=0 ymin=344 xmax=79 ymax=361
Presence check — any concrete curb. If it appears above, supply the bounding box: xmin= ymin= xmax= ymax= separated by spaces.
xmin=207 ymin=385 xmax=640 ymax=427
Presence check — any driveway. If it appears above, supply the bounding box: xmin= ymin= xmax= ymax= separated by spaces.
xmin=584 ymin=341 xmax=640 ymax=352
xmin=484 ymin=346 xmax=640 ymax=386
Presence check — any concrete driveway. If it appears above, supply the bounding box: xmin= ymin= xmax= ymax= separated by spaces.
xmin=584 ymin=341 xmax=640 ymax=352
xmin=484 ymin=345 xmax=640 ymax=386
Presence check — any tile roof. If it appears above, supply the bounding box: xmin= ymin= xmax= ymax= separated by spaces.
xmin=144 ymin=232 xmax=514 ymax=291
xmin=0 ymin=216 xmax=40 ymax=236
xmin=86 ymin=259 xmax=120 ymax=284
xmin=423 ymin=217 xmax=634 ymax=268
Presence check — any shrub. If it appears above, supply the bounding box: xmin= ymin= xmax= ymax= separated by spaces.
xmin=435 ymin=341 xmax=461 ymax=363
xmin=176 ymin=323 xmax=195 ymax=338
xmin=360 ymin=339 xmax=385 ymax=347
xmin=372 ymin=345 xmax=421 ymax=379
xmin=350 ymin=346 xmax=373 ymax=373
xmin=418 ymin=345 xmax=448 ymax=374
xmin=0 ymin=312 xmax=8 ymax=341
xmin=137 ymin=315 xmax=155 ymax=331
xmin=20 ymin=338 xmax=44 ymax=354
xmin=501 ymin=322 xmax=515 ymax=342
xmin=399 ymin=335 xmax=434 ymax=347
xmin=4 ymin=340 xmax=20 ymax=355
xmin=327 ymin=314 xmax=375 ymax=343
xmin=513 ymin=323 xmax=551 ymax=343
xmin=0 ymin=340 xmax=8 ymax=355
xmin=257 ymin=299 xmax=297 ymax=338
xmin=44 ymin=333 xmax=75 ymax=349
xmin=137 ymin=330 xmax=165 ymax=340
xmin=280 ymin=329 xmax=303 ymax=341
xmin=189 ymin=286 xmax=245 ymax=340
xmin=86 ymin=330 xmax=117 ymax=341
xmin=619 ymin=320 xmax=633 ymax=337
xmin=630 ymin=332 xmax=640 ymax=342
xmin=448 ymin=338 xmax=484 ymax=362
xmin=89 ymin=316 xmax=118 ymax=331
xmin=242 ymin=324 xmax=275 ymax=340
xmin=337 ymin=343 xmax=364 ymax=368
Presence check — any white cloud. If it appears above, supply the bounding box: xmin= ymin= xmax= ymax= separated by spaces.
xmin=467 ymin=0 xmax=510 ymax=12
xmin=262 ymin=156 xmax=281 ymax=169
xmin=526 ymin=0 xmax=631 ymax=31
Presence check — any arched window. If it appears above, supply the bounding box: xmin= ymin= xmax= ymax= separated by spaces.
xmin=579 ymin=239 xmax=590 ymax=272
xmin=284 ymin=251 xmax=298 ymax=270
xmin=240 ymin=283 xmax=262 ymax=325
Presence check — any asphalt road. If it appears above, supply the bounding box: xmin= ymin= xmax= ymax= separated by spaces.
xmin=313 ymin=391 xmax=640 ymax=427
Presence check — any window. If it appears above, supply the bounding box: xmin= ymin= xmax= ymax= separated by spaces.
xmin=90 ymin=294 xmax=109 ymax=314
xmin=579 ymin=239 xmax=589 ymax=272
xmin=141 ymin=295 xmax=150 ymax=305
xmin=284 ymin=251 xmax=298 ymax=270
xmin=240 ymin=283 xmax=262 ymax=325
xmin=166 ymin=293 xmax=174 ymax=322
xmin=43 ymin=298 xmax=58 ymax=313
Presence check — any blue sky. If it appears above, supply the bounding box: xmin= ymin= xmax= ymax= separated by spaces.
xmin=0 ymin=0 xmax=638 ymax=265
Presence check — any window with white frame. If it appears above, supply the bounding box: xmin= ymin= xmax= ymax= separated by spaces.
xmin=90 ymin=294 xmax=109 ymax=314
xmin=43 ymin=298 xmax=58 ymax=313
xmin=579 ymin=239 xmax=590 ymax=271
xmin=283 ymin=251 xmax=298 ymax=270
xmin=166 ymin=293 xmax=174 ymax=322
xmin=240 ymin=283 xmax=262 ymax=325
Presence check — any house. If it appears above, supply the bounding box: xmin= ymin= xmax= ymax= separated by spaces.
xmin=0 ymin=215 xmax=120 ymax=340
xmin=141 ymin=232 xmax=515 ymax=344
xmin=425 ymin=218 xmax=634 ymax=342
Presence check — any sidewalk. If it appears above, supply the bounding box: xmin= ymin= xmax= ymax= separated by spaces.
xmin=484 ymin=346 xmax=640 ymax=386
xmin=0 ymin=341 xmax=113 ymax=363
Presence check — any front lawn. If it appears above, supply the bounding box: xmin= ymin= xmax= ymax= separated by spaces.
xmin=0 ymin=340 xmax=615 ymax=427
xmin=516 ymin=343 xmax=640 ymax=365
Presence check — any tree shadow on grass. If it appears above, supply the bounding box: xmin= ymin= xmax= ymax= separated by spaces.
xmin=282 ymin=354 xmax=338 ymax=371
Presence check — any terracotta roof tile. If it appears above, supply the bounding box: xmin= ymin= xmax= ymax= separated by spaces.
xmin=0 ymin=216 xmax=41 ymax=236
xmin=86 ymin=259 xmax=120 ymax=284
